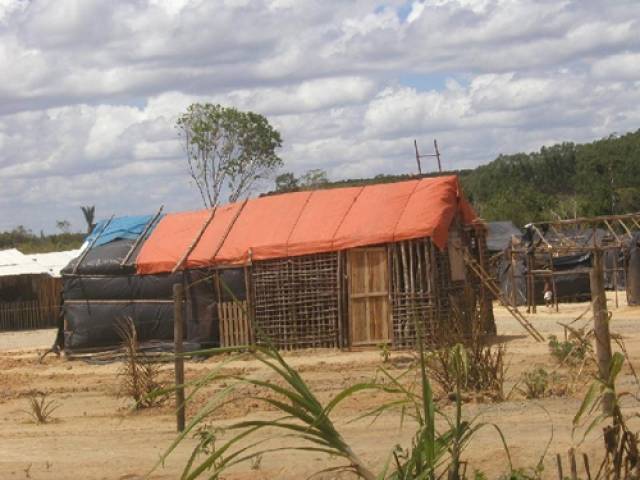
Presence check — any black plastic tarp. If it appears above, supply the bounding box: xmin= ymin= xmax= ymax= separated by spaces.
xmin=486 ymin=222 xmax=521 ymax=252
xmin=62 ymin=267 xmax=219 ymax=350
xmin=65 ymin=301 xmax=174 ymax=349
xmin=62 ymin=239 xmax=140 ymax=275
xmin=497 ymin=251 xmax=593 ymax=306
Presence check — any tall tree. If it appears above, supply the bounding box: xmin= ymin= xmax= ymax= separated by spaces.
xmin=177 ymin=103 xmax=283 ymax=207
xmin=81 ymin=206 xmax=96 ymax=234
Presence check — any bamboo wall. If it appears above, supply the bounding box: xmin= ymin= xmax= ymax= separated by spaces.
xmin=251 ymin=253 xmax=340 ymax=349
xmin=0 ymin=274 xmax=61 ymax=331
xmin=214 ymin=223 xmax=493 ymax=351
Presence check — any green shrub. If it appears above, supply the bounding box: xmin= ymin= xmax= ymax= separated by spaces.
xmin=548 ymin=334 xmax=590 ymax=366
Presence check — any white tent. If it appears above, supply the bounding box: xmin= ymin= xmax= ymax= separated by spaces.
xmin=0 ymin=249 xmax=80 ymax=277
xmin=27 ymin=250 xmax=81 ymax=277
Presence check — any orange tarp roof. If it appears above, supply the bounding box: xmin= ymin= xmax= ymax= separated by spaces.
xmin=136 ymin=175 xmax=476 ymax=274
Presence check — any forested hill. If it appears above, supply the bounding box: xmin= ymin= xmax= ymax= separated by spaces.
xmin=274 ymin=129 xmax=640 ymax=227
xmin=460 ymin=129 xmax=640 ymax=226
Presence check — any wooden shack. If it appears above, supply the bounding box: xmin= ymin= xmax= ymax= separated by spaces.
xmin=0 ymin=249 xmax=78 ymax=331
xmin=133 ymin=175 xmax=495 ymax=350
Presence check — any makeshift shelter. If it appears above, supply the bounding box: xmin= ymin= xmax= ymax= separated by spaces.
xmin=500 ymin=215 xmax=640 ymax=311
xmin=61 ymin=176 xmax=495 ymax=351
xmin=0 ymin=248 xmax=79 ymax=331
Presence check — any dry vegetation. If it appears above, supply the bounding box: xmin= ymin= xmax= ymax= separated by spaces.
xmin=0 ymin=294 xmax=639 ymax=479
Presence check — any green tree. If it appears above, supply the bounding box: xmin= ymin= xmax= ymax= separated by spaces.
xmin=274 ymin=172 xmax=298 ymax=192
xmin=299 ymin=168 xmax=329 ymax=189
xmin=176 ymin=103 xmax=283 ymax=207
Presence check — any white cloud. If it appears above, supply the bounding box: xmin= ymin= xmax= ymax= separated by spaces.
xmin=0 ymin=0 xmax=640 ymax=232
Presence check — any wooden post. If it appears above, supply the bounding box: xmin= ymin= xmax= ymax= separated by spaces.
xmin=173 ymin=283 xmax=186 ymax=432
xmin=549 ymin=252 xmax=559 ymax=312
xmin=590 ymin=248 xmax=614 ymax=415
xmin=413 ymin=139 xmax=422 ymax=175
xmin=434 ymin=139 xmax=442 ymax=173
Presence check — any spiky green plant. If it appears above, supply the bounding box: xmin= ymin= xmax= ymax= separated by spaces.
xmin=573 ymin=352 xmax=640 ymax=479
xmin=115 ymin=317 xmax=164 ymax=409
xmin=150 ymin=280 xmax=516 ymax=479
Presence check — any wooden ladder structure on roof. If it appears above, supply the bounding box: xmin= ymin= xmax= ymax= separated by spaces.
xmin=462 ymin=249 xmax=545 ymax=342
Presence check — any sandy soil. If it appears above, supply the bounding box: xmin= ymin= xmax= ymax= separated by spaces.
xmin=1 ymin=293 xmax=639 ymax=480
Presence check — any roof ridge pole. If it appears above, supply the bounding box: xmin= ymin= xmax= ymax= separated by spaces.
xmin=171 ymin=207 xmax=218 ymax=274
xmin=120 ymin=205 xmax=164 ymax=267
xmin=72 ymin=214 xmax=115 ymax=274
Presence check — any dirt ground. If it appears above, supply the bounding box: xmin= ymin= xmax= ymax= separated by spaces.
xmin=1 ymin=293 xmax=639 ymax=480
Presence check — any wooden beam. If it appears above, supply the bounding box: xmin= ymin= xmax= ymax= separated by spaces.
xmin=120 ymin=205 xmax=164 ymax=267
xmin=617 ymin=219 xmax=634 ymax=239
xmin=603 ymin=219 xmax=621 ymax=244
xmin=171 ymin=207 xmax=217 ymax=274
xmin=210 ymin=199 xmax=248 ymax=262
xmin=530 ymin=224 xmax=553 ymax=250
xmin=549 ymin=224 xmax=579 ymax=247
xmin=72 ymin=214 xmax=115 ymax=274
xmin=533 ymin=212 xmax=640 ymax=227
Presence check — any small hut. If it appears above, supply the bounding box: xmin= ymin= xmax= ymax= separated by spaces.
xmin=0 ymin=248 xmax=79 ymax=331
xmin=61 ymin=176 xmax=495 ymax=351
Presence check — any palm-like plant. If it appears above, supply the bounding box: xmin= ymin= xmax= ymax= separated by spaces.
xmin=151 ymin=283 xmax=514 ymax=479
xmin=80 ymin=205 xmax=96 ymax=234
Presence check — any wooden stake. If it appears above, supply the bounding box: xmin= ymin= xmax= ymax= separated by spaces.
xmin=590 ymin=247 xmax=614 ymax=415
xmin=173 ymin=283 xmax=185 ymax=432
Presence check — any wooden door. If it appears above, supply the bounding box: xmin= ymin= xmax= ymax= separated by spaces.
xmin=348 ymin=247 xmax=391 ymax=346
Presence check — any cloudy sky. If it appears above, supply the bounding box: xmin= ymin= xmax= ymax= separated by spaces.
xmin=1 ymin=0 xmax=639 ymax=232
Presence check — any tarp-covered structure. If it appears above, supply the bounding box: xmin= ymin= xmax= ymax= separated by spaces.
xmin=486 ymin=222 xmax=521 ymax=253
xmin=60 ymin=176 xmax=495 ymax=352
xmin=136 ymin=176 xmax=476 ymax=273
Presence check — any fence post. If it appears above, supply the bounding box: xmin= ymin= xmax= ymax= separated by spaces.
xmin=590 ymin=248 xmax=614 ymax=415
xmin=173 ymin=283 xmax=185 ymax=432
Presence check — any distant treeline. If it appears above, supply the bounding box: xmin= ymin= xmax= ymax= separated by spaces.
xmin=275 ymin=129 xmax=640 ymax=227
xmin=460 ymin=129 xmax=640 ymax=226
xmin=0 ymin=226 xmax=84 ymax=254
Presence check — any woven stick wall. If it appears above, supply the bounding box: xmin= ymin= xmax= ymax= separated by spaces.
xmin=251 ymin=253 xmax=339 ymax=349
xmin=0 ymin=274 xmax=61 ymax=331
xmin=389 ymin=229 xmax=493 ymax=348
xmin=390 ymin=239 xmax=438 ymax=348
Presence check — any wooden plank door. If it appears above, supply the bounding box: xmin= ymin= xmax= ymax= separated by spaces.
xmin=348 ymin=247 xmax=391 ymax=346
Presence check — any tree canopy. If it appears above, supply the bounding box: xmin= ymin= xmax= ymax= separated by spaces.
xmin=177 ymin=103 xmax=283 ymax=208
xmin=461 ymin=129 xmax=640 ymax=226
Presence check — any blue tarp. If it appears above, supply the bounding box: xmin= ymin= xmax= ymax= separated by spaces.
xmin=86 ymin=215 xmax=159 ymax=247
